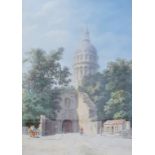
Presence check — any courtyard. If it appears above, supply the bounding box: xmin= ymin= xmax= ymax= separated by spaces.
xmin=23 ymin=133 xmax=131 ymax=155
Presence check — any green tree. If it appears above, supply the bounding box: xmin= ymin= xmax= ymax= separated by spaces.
xmin=22 ymin=48 xmax=71 ymax=126
xmin=81 ymin=59 xmax=132 ymax=122
xmin=104 ymin=59 xmax=132 ymax=93
xmin=104 ymin=90 xmax=132 ymax=121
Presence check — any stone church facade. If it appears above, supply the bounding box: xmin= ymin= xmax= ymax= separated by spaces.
xmin=40 ymin=30 xmax=101 ymax=135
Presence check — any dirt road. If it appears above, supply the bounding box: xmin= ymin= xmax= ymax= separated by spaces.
xmin=23 ymin=133 xmax=131 ymax=155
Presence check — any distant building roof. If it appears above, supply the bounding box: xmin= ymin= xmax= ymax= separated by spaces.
xmin=104 ymin=119 xmax=126 ymax=125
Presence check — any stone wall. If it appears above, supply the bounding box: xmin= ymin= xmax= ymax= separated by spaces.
xmin=22 ymin=126 xmax=28 ymax=135
xmin=77 ymin=92 xmax=98 ymax=135
xmin=45 ymin=119 xmax=57 ymax=135
xmin=39 ymin=91 xmax=99 ymax=136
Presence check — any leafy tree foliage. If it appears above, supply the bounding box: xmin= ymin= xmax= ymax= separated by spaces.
xmin=80 ymin=59 xmax=132 ymax=122
xmin=105 ymin=90 xmax=132 ymax=121
xmin=22 ymin=48 xmax=71 ymax=126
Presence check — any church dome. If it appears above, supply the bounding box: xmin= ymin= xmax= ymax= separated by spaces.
xmin=76 ymin=39 xmax=97 ymax=55
xmin=73 ymin=29 xmax=99 ymax=88
xmin=74 ymin=29 xmax=98 ymax=65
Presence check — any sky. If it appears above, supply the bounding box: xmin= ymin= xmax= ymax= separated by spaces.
xmin=23 ymin=0 xmax=131 ymax=72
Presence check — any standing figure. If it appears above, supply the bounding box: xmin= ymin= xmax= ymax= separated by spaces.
xmin=80 ymin=127 xmax=84 ymax=135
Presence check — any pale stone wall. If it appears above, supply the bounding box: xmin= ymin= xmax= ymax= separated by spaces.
xmin=77 ymin=92 xmax=98 ymax=135
xmin=39 ymin=115 xmax=46 ymax=136
xmin=126 ymin=121 xmax=130 ymax=130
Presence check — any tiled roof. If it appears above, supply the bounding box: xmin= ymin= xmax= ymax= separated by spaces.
xmin=104 ymin=119 xmax=126 ymax=125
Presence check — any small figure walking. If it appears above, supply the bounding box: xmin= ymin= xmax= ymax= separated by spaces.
xmin=80 ymin=127 xmax=84 ymax=135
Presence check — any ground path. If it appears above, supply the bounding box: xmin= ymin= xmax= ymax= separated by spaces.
xmin=23 ymin=133 xmax=131 ymax=155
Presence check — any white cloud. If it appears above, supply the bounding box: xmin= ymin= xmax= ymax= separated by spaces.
xmin=35 ymin=0 xmax=60 ymax=17
xmin=94 ymin=32 xmax=130 ymax=52
xmin=23 ymin=24 xmax=38 ymax=34
xmin=44 ymin=29 xmax=69 ymax=47
xmin=34 ymin=0 xmax=70 ymax=19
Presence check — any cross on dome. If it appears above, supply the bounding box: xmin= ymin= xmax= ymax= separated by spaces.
xmin=83 ymin=27 xmax=90 ymax=41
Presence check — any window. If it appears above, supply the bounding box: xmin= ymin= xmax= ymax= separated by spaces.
xmin=64 ymin=98 xmax=71 ymax=109
xmin=80 ymin=55 xmax=83 ymax=60
xmin=86 ymin=54 xmax=89 ymax=60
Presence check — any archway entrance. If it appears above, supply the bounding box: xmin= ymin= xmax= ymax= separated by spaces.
xmin=62 ymin=120 xmax=73 ymax=133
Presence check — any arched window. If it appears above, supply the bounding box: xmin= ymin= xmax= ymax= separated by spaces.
xmin=80 ymin=67 xmax=83 ymax=75
xmin=64 ymin=98 xmax=71 ymax=109
xmin=89 ymin=55 xmax=93 ymax=61
xmin=90 ymin=67 xmax=94 ymax=74
xmin=86 ymin=54 xmax=89 ymax=60
xmin=84 ymin=66 xmax=88 ymax=75
xmin=76 ymin=56 xmax=78 ymax=63
xmin=80 ymin=55 xmax=83 ymax=61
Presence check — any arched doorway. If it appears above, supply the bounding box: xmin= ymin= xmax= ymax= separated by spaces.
xmin=62 ymin=120 xmax=73 ymax=133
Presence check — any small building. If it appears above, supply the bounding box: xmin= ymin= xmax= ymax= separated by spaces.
xmin=103 ymin=119 xmax=130 ymax=134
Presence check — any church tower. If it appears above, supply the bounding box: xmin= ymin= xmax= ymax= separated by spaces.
xmin=73 ymin=29 xmax=98 ymax=88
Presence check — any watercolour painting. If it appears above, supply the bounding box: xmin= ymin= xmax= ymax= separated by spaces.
xmin=22 ymin=0 xmax=132 ymax=154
